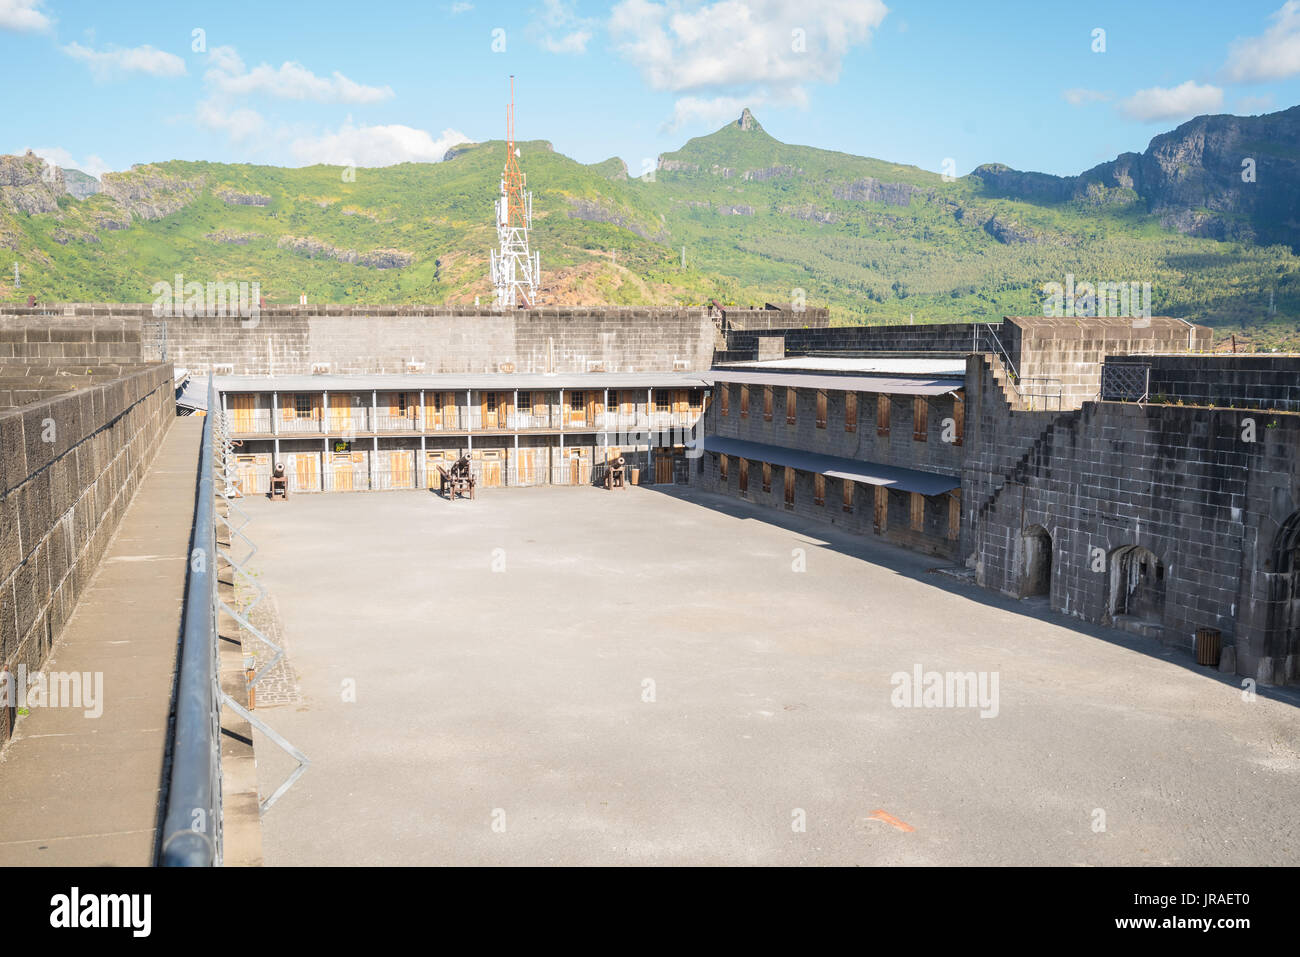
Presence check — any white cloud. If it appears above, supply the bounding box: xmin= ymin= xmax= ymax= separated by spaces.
xmin=542 ymin=29 xmax=592 ymax=53
xmin=536 ymin=0 xmax=595 ymax=54
xmin=662 ymin=88 xmax=806 ymax=131
xmin=204 ymin=45 xmax=393 ymax=103
xmin=290 ymin=122 xmax=471 ymax=167
xmin=196 ymin=99 xmax=268 ymax=145
xmin=62 ymin=41 xmax=187 ymax=78
xmin=0 ymin=0 xmax=50 ymax=32
xmin=1062 ymin=88 xmax=1111 ymax=106
xmin=28 ymin=147 xmax=110 ymax=179
xmin=610 ymin=0 xmax=887 ymax=129
xmin=610 ymin=0 xmax=887 ymax=91
xmin=1119 ymin=81 xmax=1224 ymax=122
xmin=1224 ymin=1 xmax=1300 ymax=82
xmin=450 ymin=1 xmax=473 ymax=12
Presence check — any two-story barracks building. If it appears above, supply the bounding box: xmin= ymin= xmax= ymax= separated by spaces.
xmin=215 ymin=372 xmax=709 ymax=493
xmin=696 ymin=357 xmax=967 ymax=558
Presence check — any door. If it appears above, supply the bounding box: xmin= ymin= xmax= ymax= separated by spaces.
xmin=389 ymin=450 xmax=413 ymax=488
xmin=482 ymin=392 xmax=499 ymax=430
xmin=333 ymin=453 xmax=354 ymax=491
xmin=229 ymin=395 xmax=256 ymax=433
xmin=480 ymin=449 xmax=503 ymax=487
xmin=293 ymin=453 xmax=318 ymax=492
xmin=654 ymin=454 xmax=673 ymax=485
xmin=236 ymin=454 xmax=258 ymax=495
xmin=568 ymin=392 xmax=588 ymax=428
xmin=331 ymin=393 xmax=353 ymax=433
xmin=516 ymin=448 xmax=535 ymax=485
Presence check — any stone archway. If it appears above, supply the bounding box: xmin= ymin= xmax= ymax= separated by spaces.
xmin=1019 ymin=525 xmax=1052 ymax=598
xmin=1108 ymin=545 xmax=1166 ymax=635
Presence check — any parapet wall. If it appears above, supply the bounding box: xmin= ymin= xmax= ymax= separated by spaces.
xmin=0 ymin=306 xmax=719 ymax=376
xmin=0 ymin=363 xmax=175 ymax=742
xmin=1137 ymin=355 xmax=1300 ymax=412
xmin=722 ymin=321 xmax=986 ymax=361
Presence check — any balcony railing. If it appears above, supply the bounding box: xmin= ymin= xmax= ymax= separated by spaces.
xmin=372 ymin=412 xmax=420 ymax=432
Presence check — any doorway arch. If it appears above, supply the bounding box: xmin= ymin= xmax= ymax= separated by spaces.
xmin=1108 ymin=545 xmax=1166 ymax=626
xmin=1019 ymin=525 xmax=1052 ymax=598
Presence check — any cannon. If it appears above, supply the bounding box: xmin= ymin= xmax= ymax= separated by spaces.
xmin=604 ymin=455 xmax=627 ymax=490
xmin=436 ymin=453 xmax=476 ymax=501
xmin=270 ymin=462 xmax=288 ymax=501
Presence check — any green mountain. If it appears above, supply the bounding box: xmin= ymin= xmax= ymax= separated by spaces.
xmin=2 ymin=106 xmax=1299 ymax=346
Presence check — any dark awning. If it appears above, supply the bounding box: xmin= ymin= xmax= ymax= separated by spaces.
xmin=702 ymin=436 xmax=960 ymax=495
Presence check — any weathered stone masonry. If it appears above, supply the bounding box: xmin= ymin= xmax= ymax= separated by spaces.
xmin=0 ymin=363 xmax=175 ymax=742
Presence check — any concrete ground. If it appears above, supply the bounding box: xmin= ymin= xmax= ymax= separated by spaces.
xmin=243 ymin=484 xmax=1300 ymax=866
xmin=0 ymin=417 xmax=199 ymax=866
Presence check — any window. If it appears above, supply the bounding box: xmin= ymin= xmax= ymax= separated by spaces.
xmin=762 ymin=462 xmax=771 ymax=493
xmin=845 ymin=393 xmax=858 ymax=433
xmin=876 ymin=395 xmax=890 ymax=436
xmin=910 ymin=492 xmax=925 ymax=531
xmin=952 ymin=395 xmax=965 ymax=446
xmin=874 ymin=485 xmax=888 ymax=533
xmin=815 ymin=390 xmax=827 ymax=429
xmin=843 ymin=479 xmax=854 ymax=513
xmin=570 ymin=391 xmax=585 ymax=407
xmin=786 ymin=387 xmax=797 ymax=425
xmin=720 ymin=386 xmax=729 ymax=417
xmin=720 ymin=453 xmax=728 ymax=482
xmin=784 ymin=466 xmax=795 ymax=508
xmin=396 ymin=392 xmax=411 ymax=416
xmin=814 ymin=473 xmax=825 ymax=506
xmin=763 ymin=386 xmax=773 ymax=422
xmin=486 ymin=392 xmax=498 ymax=413
xmin=656 ymin=393 xmax=670 ymax=413
xmin=739 ymin=458 xmax=748 ymax=493
xmin=913 ymin=397 xmax=928 ymax=442
xmin=607 ymin=393 xmax=618 ymax=413
xmin=740 ymin=385 xmax=749 ymax=418
xmin=294 ymin=394 xmax=312 ymax=419
xmin=518 ymin=392 xmax=532 ymax=413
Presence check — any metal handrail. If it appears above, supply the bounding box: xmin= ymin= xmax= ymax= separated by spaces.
xmin=161 ymin=375 xmax=221 ymax=866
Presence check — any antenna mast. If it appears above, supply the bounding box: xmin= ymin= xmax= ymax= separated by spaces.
xmin=489 ymin=75 xmax=540 ymax=309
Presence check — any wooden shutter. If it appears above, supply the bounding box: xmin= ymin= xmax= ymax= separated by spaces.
xmin=948 ymin=490 xmax=961 ymax=541
xmin=739 ymin=458 xmax=748 ymax=493
xmin=720 ymin=386 xmax=729 ymax=417
xmin=913 ymin=397 xmax=928 ymax=441
xmin=762 ymin=462 xmax=771 ymax=493
xmin=845 ymin=393 xmax=857 ymax=433
xmin=816 ymin=390 xmax=827 ymax=429
xmin=763 ymin=386 xmax=773 ymax=422
xmin=740 ymin=385 xmax=749 ymax=418
xmin=910 ymin=492 xmax=925 ymax=531
xmin=784 ymin=466 xmax=795 ymax=507
xmin=874 ymin=485 xmax=887 ymax=533
xmin=953 ymin=394 xmax=965 ymax=446
xmin=786 ymin=388 xmax=796 ymax=425
xmin=843 ymin=479 xmax=854 ymax=513
xmin=876 ymin=395 xmax=890 ymax=436
xmin=814 ymin=473 xmax=825 ymax=506
xmin=720 ymin=453 xmax=728 ymax=482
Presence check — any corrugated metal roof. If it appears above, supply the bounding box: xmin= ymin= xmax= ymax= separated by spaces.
xmin=703 ymin=436 xmax=960 ymax=495
xmin=214 ymin=372 xmax=708 ymax=392
xmin=723 ymin=356 xmax=968 ymax=376
xmin=705 ymin=369 xmax=963 ymax=395
xmin=176 ymin=373 xmax=207 ymax=412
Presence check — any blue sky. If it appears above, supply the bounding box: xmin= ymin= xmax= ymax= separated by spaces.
xmin=2 ymin=0 xmax=1299 ymax=179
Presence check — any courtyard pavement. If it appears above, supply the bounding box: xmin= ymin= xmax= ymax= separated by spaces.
xmin=241 ymin=484 xmax=1300 ymax=866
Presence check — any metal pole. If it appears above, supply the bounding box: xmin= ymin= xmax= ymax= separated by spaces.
xmin=322 ymin=391 xmax=329 ymax=435
xmin=271 ymin=391 xmax=278 ymax=436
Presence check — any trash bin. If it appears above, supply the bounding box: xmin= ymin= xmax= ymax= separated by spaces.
xmin=629 ymin=468 xmax=640 ymax=486
xmin=1195 ymin=627 xmax=1221 ymax=667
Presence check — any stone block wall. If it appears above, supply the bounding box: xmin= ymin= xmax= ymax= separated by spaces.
xmin=1138 ymin=355 xmax=1300 ymax=412
xmin=0 ymin=306 xmax=718 ymax=377
xmin=0 ymin=363 xmax=175 ymax=742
